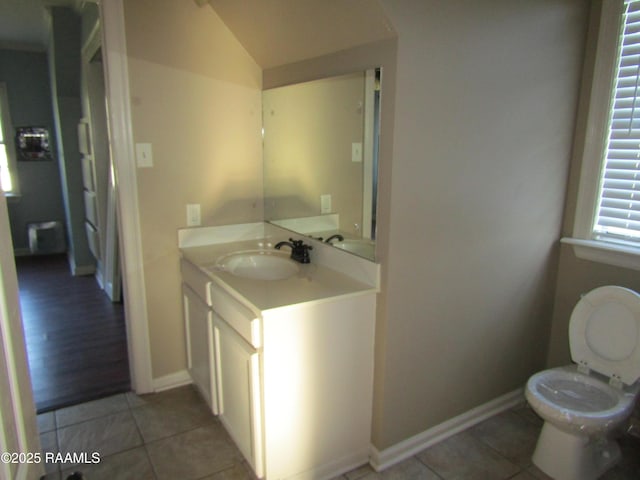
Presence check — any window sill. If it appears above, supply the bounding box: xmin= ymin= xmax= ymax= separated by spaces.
xmin=561 ymin=237 xmax=640 ymax=271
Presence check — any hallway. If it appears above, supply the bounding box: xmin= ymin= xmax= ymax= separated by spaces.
xmin=16 ymin=254 xmax=130 ymax=412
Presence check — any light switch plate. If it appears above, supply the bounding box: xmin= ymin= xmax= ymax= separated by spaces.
xmin=352 ymin=142 xmax=363 ymax=163
xmin=320 ymin=194 xmax=332 ymax=214
xmin=186 ymin=204 xmax=201 ymax=226
xmin=136 ymin=143 xmax=153 ymax=168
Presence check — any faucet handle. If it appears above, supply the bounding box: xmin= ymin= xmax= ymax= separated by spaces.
xmin=288 ymin=238 xmax=313 ymax=263
xmin=289 ymin=238 xmax=313 ymax=249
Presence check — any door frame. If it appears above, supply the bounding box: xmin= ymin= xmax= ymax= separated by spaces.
xmin=0 ymin=5 xmax=152 ymax=475
xmin=100 ymin=0 xmax=153 ymax=393
xmin=0 ymin=192 xmax=43 ymax=480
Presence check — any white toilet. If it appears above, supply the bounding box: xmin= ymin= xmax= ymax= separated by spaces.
xmin=525 ymin=285 xmax=640 ymax=480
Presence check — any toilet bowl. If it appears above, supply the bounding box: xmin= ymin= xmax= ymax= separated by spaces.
xmin=525 ymin=286 xmax=640 ymax=480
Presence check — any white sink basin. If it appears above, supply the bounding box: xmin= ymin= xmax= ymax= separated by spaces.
xmin=214 ymin=250 xmax=299 ymax=280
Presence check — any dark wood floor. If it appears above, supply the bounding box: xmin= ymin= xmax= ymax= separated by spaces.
xmin=15 ymin=254 xmax=130 ymax=413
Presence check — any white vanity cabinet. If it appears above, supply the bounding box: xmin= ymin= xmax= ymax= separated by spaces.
xmin=213 ymin=315 xmax=264 ymax=476
xmin=182 ymin=285 xmax=217 ymax=413
xmin=209 ymin=282 xmax=264 ymax=477
xmin=180 ymin=248 xmax=377 ymax=480
xmin=259 ymin=295 xmax=376 ymax=480
xmin=182 ymin=258 xmax=264 ymax=476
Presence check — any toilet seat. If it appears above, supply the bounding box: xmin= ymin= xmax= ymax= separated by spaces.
xmin=569 ymin=286 xmax=640 ymax=386
xmin=525 ymin=366 xmax=638 ymax=435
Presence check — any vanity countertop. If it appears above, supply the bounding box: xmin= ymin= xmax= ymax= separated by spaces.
xmin=180 ymin=239 xmax=377 ymax=314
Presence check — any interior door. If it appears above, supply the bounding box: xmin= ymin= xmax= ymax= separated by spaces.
xmin=82 ymin=25 xmax=122 ymax=302
xmin=0 ymin=193 xmax=42 ymax=480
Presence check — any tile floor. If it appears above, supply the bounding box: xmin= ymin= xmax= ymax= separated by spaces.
xmin=38 ymin=385 xmax=640 ymax=480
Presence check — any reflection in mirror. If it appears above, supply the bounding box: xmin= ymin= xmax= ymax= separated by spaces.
xmin=263 ymin=68 xmax=381 ymax=260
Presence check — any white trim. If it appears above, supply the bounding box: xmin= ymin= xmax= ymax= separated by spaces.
xmin=100 ymin=0 xmax=153 ymax=394
xmin=0 ymin=195 xmax=43 ymax=480
xmin=153 ymin=370 xmax=192 ymax=392
xmin=0 ymin=83 xmax=20 ymax=196
xmin=82 ymin=18 xmax=101 ymax=61
xmin=72 ymin=263 xmax=97 ymax=276
xmin=572 ymin=0 xmax=625 ymax=240
xmin=567 ymin=0 xmax=640 ymax=269
xmin=362 ymin=69 xmax=375 ymax=240
xmin=561 ymin=237 xmax=640 ymax=270
xmin=369 ymin=388 xmax=524 ymax=472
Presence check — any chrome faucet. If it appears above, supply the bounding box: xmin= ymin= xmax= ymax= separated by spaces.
xmin=275 ymin=238 xmax=313 ymax=264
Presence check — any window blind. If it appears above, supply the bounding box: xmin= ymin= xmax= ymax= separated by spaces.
xmin=595 ymin=0 xmax=640 ymax=242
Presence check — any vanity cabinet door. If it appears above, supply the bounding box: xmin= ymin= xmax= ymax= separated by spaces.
xmin=213 ymin=314 xmax=263 ymax=477
xmin=183 ymin=284 xmax=218 ymax=414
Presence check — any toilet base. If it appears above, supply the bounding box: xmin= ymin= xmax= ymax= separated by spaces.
xmin=532 ymin=421 xmax=621 ymax=480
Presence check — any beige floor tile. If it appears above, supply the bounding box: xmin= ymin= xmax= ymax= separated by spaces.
xmin=510 ymin=403 xmax=543 ymax=427
xmin=40 ymin=472 xmax=62 ymax=480
xmin=361 ymin=457 xmax=441 ymax=480
xmin=417 ymin=431 xmax=520 ymax=479
xmin=55 ymin=394 xmax=130 ymax=428
xmin=38 ymin=411 xmax=56 ymax=433
xmin=527 ymin=464 xmax=553 ymax=479
xmin=345 ymin=464 xmax=376 ymax=479
xmin=129 ymin=384 xmax=200 ymax=408
xmin=200 ymin=461 xmax=258 ymax=480
xmin=601 ymin=434 xmax=640 ymax=479
xmin=509 ymin=471 xmax=541 ymax=480
xmin=40 ymin=430 xmax=60 ymax=475
xmin=469 ymin=410 xmax=541 ymax=467
xmin=131 ymin=386 xmax=215 ymax=442
xmin=125 ymin=391 xmax=149 ymax=409
xmin=57 ymin=410 xmax=142 ymax=461
xmin=61 ymin=447 xmax=156 ymax=480
xmin=146 ymin=423 xmax=242 ymax=480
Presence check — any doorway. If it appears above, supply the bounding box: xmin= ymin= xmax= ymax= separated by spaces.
xmin=2 ymin=5 xmax=131 ymax=413
xmin=16 ymin=254 xmax=129 ymax=412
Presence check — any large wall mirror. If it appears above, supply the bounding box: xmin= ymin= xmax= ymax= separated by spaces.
xmin=263 ymin=68 xmax=381 ymax=261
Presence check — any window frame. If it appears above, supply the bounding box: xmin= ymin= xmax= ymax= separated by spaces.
xmin=563 ymin=0 xmax=640 ymax=270
xmin=0 ymin=82 xmax=19 ymax=197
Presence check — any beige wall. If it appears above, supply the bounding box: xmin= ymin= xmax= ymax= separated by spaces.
xmin=547 ymin=0 xmax=640 ymax=368
xmin=123 ymin=0 xmax=262 ymax=378
xmin=120 ymin=0 xmax=598 ymax=455
xmin=263 ymin=72 xmax=365 ymax=236
xmin=372 ymin=0 xmax=589 ymax=449
xmin=547 ymin=245 xmax=640 ymax=367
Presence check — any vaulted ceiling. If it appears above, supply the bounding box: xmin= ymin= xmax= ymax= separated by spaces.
xmin=207 ymin=0 xmax=396 ymax=69
xmin=0 ymin=0 xmax=396 ymax=66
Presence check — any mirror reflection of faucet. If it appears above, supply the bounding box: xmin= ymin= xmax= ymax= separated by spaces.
xmin=275 ymin=238 xmax=313 ymax=264
xmin=324 ymin=234 xmax=344 ymax=245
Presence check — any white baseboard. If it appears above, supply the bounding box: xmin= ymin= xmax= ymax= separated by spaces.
xmin=72 ymin=263 xmax=96 ymax=276
xmin=288 ymin=448 xmax=369 ymax=480
xmin=370 ymin=388 xmax=525 ymax=472
xmin=152 ymin=369 xmax=192 ymax=392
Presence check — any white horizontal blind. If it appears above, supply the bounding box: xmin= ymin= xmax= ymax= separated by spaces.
xmin=595 ymin=0 xmax=640 ymax=242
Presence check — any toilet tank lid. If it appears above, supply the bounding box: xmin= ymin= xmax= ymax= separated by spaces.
xmin=569 ymin=286 xmax=640 ymax=386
